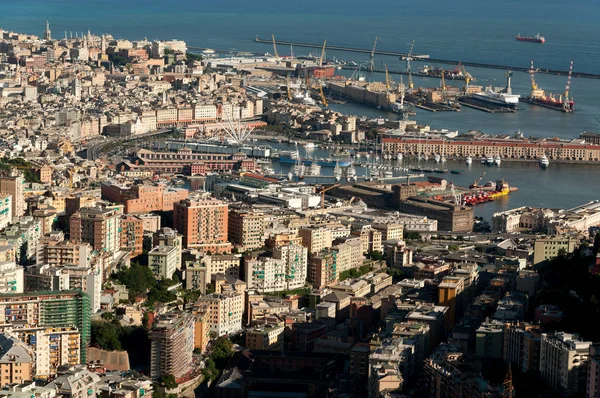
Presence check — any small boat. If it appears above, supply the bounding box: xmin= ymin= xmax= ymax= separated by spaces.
xmin=433 ymin=168 xmax=448 ymax=174
xmin=434 ymin=154 xmax=441 ymax=163
xmin=347 ymin=164 xmax=357 ymax=181
xmin=540 ymin=154 xmax=550 ymax=168
xmin=466 ymin=156 xmax=473 ymax=165
xmin=486 ymin=155 xmax=495 ymax=165
xmin=333 ymin=162 xmax=342 ymax=181
xmin=423 ymin=168 xmax=434 ymax=173
xmin=494 ymin=155 xmax=502 ymax=166
xmin=410 ymin=167 xmax=423 ymax=172
xmin=441 ymin=156 xmax=447 ymax=163
xmin=262 ymin=166 xmax=275 ymax=175
xmin=481 ymin=156 xmax=487 ymax=164
xmin=450 ymin=170 xmax=462 ymax=174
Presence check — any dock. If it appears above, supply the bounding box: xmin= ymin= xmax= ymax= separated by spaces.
xmin=414 ymin=102 xmax=460 ymax=112
xmin=457 ymin=97 xmax=516 ymax=113
xmin=255 ymin=36 xmax=600 ymax=79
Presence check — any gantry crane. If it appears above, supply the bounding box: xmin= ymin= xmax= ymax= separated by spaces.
xmin=368 ymin=37 xmax=379 ymax=72
xmin=318 ymin=40 xmax=327 ymax=67
xmin=271 ymin=34 xmax=280 ymax=64
xmin=401 ymin=40 xmax=415 ymax=89
xmin=460 ymin=62 xmax=472 ymax=94
xmin=318 ymin=183 xmax=340 ymax=214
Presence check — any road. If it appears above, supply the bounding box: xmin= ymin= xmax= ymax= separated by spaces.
xmin=85 ymin=129 xmax=174 ymax=160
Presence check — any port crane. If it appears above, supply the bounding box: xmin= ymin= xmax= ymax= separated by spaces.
xmin=469 ymin=171 xmax=486 ymax=189
xmin=271 ymin=34 xmax=280 ymax=64
xmin=440 ymin=70 xmax=447 ymax=99
xmin=318 ymin=40 xmax=327 ymax=67
xmin=401 ymin=40 xmax=415 ymax=89
xmin=529 ymin=60 xmax=539 ymax=91
xmin=368 ymin=37 xmax=379 ymax=72
xmin=460 ymin=63 xmax=471 ymax=94
xmin=563 ymin=60 xmax=574 ymax=112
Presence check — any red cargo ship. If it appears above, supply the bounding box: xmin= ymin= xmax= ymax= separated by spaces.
xmin=516 ymin=33 xmax=545 ymax=43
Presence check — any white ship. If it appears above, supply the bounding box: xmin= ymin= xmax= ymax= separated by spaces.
xmin=540 ymin=154 xmax=550 ymax=168
xmin=304 ymin=142 xmax=315 ymax=149
xmin=486 ymin=155 xmax=495 ymax=165
xmin=333 ymin=162 xmax=342 ymax=181
xmin=434 ymin=154 xmax=441 ymax=163
xmin=466 ymin=156 xmax=473 ymax=165
xmin=472 ymin=71 xmax=520 ymax=108
xmin=293 ymin=90 xmax=316 ymax=106
xmin=347 ymin=164 xmax=357 ymax=181
xmin=262 ymin=166 xmax=275 ymax=175
xmin=494 ymin=155 xmax=502 ymax=165
xmin=397 ymin=153 xmax=403 ymax=161
xmin=293 ymin=164 xmax=305 ymax=178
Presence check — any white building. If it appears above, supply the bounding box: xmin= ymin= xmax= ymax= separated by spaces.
xmin=197 ymin=292 xmax=243 ymax=336
xmin=148 ymin=245 xmax=179 ymax=280
xmin=0 ymin=194 xmax=12 ymax=230
xmin=540 ymin=332 xmax=591 ymax=394
xmin=245 ymin=256 xmax=286 ymax=293
xmin=273 ymin=243 xmax=308 ymax=291
xmin=0 ymin=262 xmax=24 ymax=294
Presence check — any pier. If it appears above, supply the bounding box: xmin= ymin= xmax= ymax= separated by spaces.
xmin=255 ymin=37 xmax=600 ymax=80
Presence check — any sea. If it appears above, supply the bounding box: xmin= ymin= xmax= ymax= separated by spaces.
xmin=2 ymin=0 xmax=600 ymax=221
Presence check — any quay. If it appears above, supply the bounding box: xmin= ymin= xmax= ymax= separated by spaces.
xmin=457 ymin=98 xmax=516 ymax=113
xmin=256 ymin=36 xmax=600 ymax=79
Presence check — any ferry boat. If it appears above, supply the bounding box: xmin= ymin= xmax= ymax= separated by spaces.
xmin=540 ymin=154 xmax=550 ymax=168
xmin=516 ymin=33 xmax=545 ymax=43
xmin=472 ymin=87 xmax=520 ymax=108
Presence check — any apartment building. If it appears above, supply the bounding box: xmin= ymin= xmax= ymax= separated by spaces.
xmin=228 ymin=208 xmax=266 ymax=251
xmin=70 ymin=206 xmax=121 ymax=256
xmin=540 ymin=332 xmax=591 ymax=394
xmin=246 ymin=324 xmax=284 ymax=351
xmin=149 ymin=312 xmax=195 ymax=380
xmin=0 ymin=334 xmax=32 ymax=387
xmin=197 ymin=292 xmax=244 ymax=336
xmin=148 ymin=245 xmax=179 ymax=280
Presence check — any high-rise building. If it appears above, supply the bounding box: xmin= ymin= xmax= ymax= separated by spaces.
xmin=245 ymin=256 xmax=286 ymax=293
xmin=173 ymin=194 xmax=231 ymax=254
xmin=503 ymin=322 xmax=542 ymax=373
xmin=299 ymin=227 xmax=332 ymax=254
xmin=0 ymin=291 xmax=91 ymax=362
xmin=70 ymin=206 xmax=121 ymax=257
xmin=475 ymin=321 xmax=504 ymax=358
xmin=228 ymin=208 xmax=265 ymax=251
xmin=273 ymin=243 xmax=308 ymax=291
xmin=0 ymin=194 xmax=12 ymax=230
xmin=0 ymin=174 xmax=24 ymax=219
xmin=120 ymin=215 xmax=143 ymax=257
xmin=540 ymin=332 xmax=591 ymax=395
xmin=309 ymin=250 xmax=337 ymax=289
xmin=197 ymin=292 xmax=243 ymax=336
xmin=437 ymin=276 xmax=465 ymax=330
xmin=149 ymin=312 xmax=195 ymax=380
xmin=588 ymin=344 xmax=600 ymax=398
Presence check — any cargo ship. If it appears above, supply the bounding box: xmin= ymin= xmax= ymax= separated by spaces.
xmin=516 ymin=33 xmax=545 ymax=43
xmin=522 ymin=60 xmax=575 ymax=112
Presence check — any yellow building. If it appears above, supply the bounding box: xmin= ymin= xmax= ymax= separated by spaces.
xmin=0 ymin=334 xmax=33 ymax=387
xmin=246 ymin=324 xmax=284 ymax=351
xmin=437 ymin=276 xmax=465 ymax=330
xmin=533 ymin=236 xmax=578 ymax=265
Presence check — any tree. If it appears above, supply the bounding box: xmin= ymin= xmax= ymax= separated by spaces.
xmin=404 ymin=231 xmax=421 ymax=241
xmin=186 ymin=52 xmax=203 ymax=63
xmin=370 ymin=251 xmax=384 ymax=261
xmin=113 ymin=262 xmax=156 ymax=300
xmin=557 ymin=248 xmax=568 ymax=258
xmin=161 ymin=374 xmax=178 ymax=389
xmin=101 ymin=312 xmax=114 ymax=321
xmin=448 ymin=244 xmax=460 ymax=252
xmin=91 ymin=321 xmax=122 ymax=350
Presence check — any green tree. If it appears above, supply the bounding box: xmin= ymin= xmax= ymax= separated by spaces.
xmin=186 ymin=52 xmax=203 ymax=62
xmin=113 ymin=262 xmax=156 ymax=300
xmin=160 ymin=374 xmax=178 ymax=389
xmin=448 ymin=244 xmax=459 ymax=252
xmin=101 ymin=312 xmax=114 ymax=321
xmin=91 ymin=321 xmax=122 ymax=350
xmin=557 ymin=248 xmax=568 ymax=258
xmin=404 ymin=231 xmax=421 ymax=241
xmin=370 ymin=251 xmax=384 ymax=261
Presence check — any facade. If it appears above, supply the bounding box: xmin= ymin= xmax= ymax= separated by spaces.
xmin=245 ymin=256 xmax=287 ymax=293
xmin=201 ymin=255 xmax=240 ymax=281
xmin=0 ymin=334 xmax=32 ymax=387
xmin=332 ymin=238 xmax=363 ymax=273
xmin=540 ymin=332 xmax=591 ymax=395
xmin=197 ymin=292 xmax=244 ymax=336
xmin=437 ymin=276 xmax=465 ymax=330
xmin=0 ymin=175 xmax=24 ymax=219
xmin=0 ymin=262 xmax=23 ymax=294
xmin=299 ymin=227 xmax=332 ymax=254
xmin=149 ymin=312 xmax=195 ymax=380
xmin=173 ymin=195 xmax=231 ymax=253
xmin=101 ymin=183 xmax=189 ymax=214
xmin=475 ymin=322 xmax=504 ymax=358
xmin=70 ymin=206 xmax=121 ymax=256
xmin=228 ymin=208 xmax=265 ymax=251
xmin=503 ymin=322 xmax=542 ymax=373
xmin=0 ymin=291 xmax=91 ymax=363
xmin=148 ymin=245 xmax=179 ymax=280
xmin=588 ymin=344 xmax=600 ymax=398
xmin=120 ymin=215 xmax=144 ymax=257
xmin=397 ymin=197 xmax=474 ymax=233
xmin=246 ymin=324 xmax=284 ymax=351
xmin=533 ymin=236 xmax=578 ymax=265
xmin=309 ymin=250 xmax=338 ymax=289
xmin=273 ymin=243 xmax=308 ymax=291
xmin=0 ymin=194 xmax=12 ymax=229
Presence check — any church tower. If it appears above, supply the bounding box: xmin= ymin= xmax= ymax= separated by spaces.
xmin=43 ymin=19 xmax=51 ymax=41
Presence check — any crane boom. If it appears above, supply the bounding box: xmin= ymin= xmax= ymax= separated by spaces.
xmin=368 ymin=37 xmax=378 ymax=72
xmin=319 ymin=85 xmax=328 ymax=108
xmin=404 ymin=40 xmax=415 ymax=89
xmin=441 ymin=70 xmax=446 ymax=97
xmin=271 ymin=34 xmax=280 ymax=63
xmin=563 ymin=60 xmax=573 ymax=104
xmin=319 ymin=183 xmax=340 ymax=213
xmin=319 ymin=40 xmax=327 ymax=67
xmin=529 ymin=60 xmax=538 ymax=91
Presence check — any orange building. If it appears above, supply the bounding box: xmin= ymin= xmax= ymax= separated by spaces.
xmin=101 ymin=183 xmax=189 ymax=214
xmin=34 ymin=164 xmax=53 ymax=185
xmin=437 ymin=276 xmax=465 ymax=331
xmin=120 ymin=215 xmax=144 ymax=257
xmin=0 ymin=335 xmax=33 ymax=387
xmin=191 ymin=310 xmax=211 ymax=354
xmin=173 ymin=194 xmax=231 ymax=254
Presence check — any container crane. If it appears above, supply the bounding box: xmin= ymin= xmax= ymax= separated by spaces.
xmin=401 ymin=40 xmax=415 ymax=89
xmin=318 ymin=40 xmax=327 ymax=67
xmin=271 ymin=34 xmax=280 ymax=64
xmin=563 ymin=60 xmax=573 ymax=112
xmin=368 ymin=37 xmax=379 ymax=72
xmin=318 ymin=183 xmax=340 ymax=214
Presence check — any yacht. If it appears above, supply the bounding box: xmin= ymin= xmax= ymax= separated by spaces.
xmin=441 ymin=156 xmax=447 ymax=163
xmin=540 ymin=155 xmax=550 ymax=168
xmin=494 ymin=155 xmax=502 ymax=166
xmin=434 ymin=154 xmax=441 ymax=163
xmin=262 ymin=166 xmax=275 ymax=175
xmin=486 ymin=155 xmax=495 ymax=165
xmin=304 ymin=142 xmax=315 ymax=149
xmin=397 ymin=153 xmax=403 ymax=161
xmin=347 ymin=164 xmax=357 ymax=181
xmin=481 ymin=156 xmax=488 ymax=164
xmin=333 ymin=162 xmax=342 ymax=181
xmin=466 ymin=156 xmax=473 ymax=165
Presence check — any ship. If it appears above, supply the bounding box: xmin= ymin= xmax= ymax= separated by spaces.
xmin=522 ymin=60 xmax=575 ymax=113
xmin=516 ymin=33 xmax=545 ymax=43
xmin=540 ymin=154 xmax=550 ymax=168
xmin=472 ymin=87 xmax=520 ymax=108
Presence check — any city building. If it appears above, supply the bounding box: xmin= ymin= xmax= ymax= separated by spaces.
xmin=70 ymin=206 xmax=121 ymax=257
xmin=0 ymin=262 xmax=23 ymax=294
xmin=0 ymin=334 xmax=32 ymax=387
xmin=503 ymin=322 xmax=542 ymax=374
xmin=437 ymin=276 xmax=465 ymax=330
xmin=148 ymin=245 xmax=179 ymax=280
xmin=272 ymin=243 xmax=308 ymax=291
xmin=0 ymin=174 xmax=24 ymax=219
xmin=197 ymin=292 xmax=244 ymax=336
xmin=149 ymin=312 xmax=195 ymax=380
xmin=228 ymin=208 xmax=265 ymax=251
xmin=533 ymin=236 xmax=578 ymax=265
xmin=45 ymin=365 xmax=101 ymax=397
xmin=299 ymin=226 xmax=332 ymax=254
xmin=309 ymin=250 xmax=338 ymax=289
xmin=245 ymin=255 xmax=287 ymax=293
xmin=173 ymin=194 xmax=231 ymax=253
xmin=397 ymin=197 xmax=474 ymax=233
xmin=0 ymin=291 xmax=91 ymax=363
xmin=475 ymin=322 xmax=504 ymax=358
xmin=0 ymin=194 xmax=12 ymax=230
xmin=246 ymin=324 xmax=284 ymax=351
xmin=120 ymin=215 xmax=144 ymax=257
xmin=588 ymin=344 xmax=600 ymax=398
xmin=540 ymin=332 xmax=591 ymax=395
xmin=101 ymin=183 xmax=189 ymax=213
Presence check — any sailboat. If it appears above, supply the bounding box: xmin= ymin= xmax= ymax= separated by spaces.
xmin=347 ymin=164 xmax=357 ymax=181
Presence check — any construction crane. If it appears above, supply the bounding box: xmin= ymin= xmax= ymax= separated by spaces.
xmin=368 ymin=37 xmax=379 ymax=72
xmin=401 ymin=40 xmax=415 ymax=89
xmin=318 ymin=183 xmax=340 ymax=214
xmin=563 ymin=60 xmax=574 ymax=112
xmin=460 ymin=63 xmax=471 ymax=94
xmin=271 ymin=34 xmax=280 ymax=64
xmin=318 ymin=39 xmax=327 ymax=67
xmin=529 ymin=60 xmax=538 ymax=91
xmin=319 ymin=84 xmax=328 ymax=107
xmin=285 ymin=74 xmax=293 ymax=101
xmin=470 ymin=171 xmax=486 ymax=189
xmin=450 ymin=182 xmax=461 ymax=205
